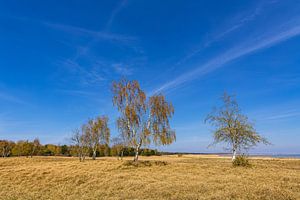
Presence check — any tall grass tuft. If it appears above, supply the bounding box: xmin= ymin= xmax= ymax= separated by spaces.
xmin=232 ymin=155 xmax=251 ymax=167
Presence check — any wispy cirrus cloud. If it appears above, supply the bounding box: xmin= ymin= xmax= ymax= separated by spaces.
xmin=206 ymin=1 xmax=278 ymax=46
xmin=175 ymin=1 xmax=278 ymax=66
xmin=264 ymin=111 xmax=300 ymax=121
xmin=254 ymin=107 xmax=300 ymax=123
xmin=57 ymin=58 xmax=135 ymax=88
xmin=58 ymin=59 xmax=106 ymax=86
xmin=45 ymin=22 xmax=135 ymax=44
xmin=56 ymin=0 xmax=136 ymax=88
xmin=0 ymin=91 xmax=28 ymax=105
xmin=55 ymin=89 xmax=98 ymax=97
xmin=105 ymin=0 xmax=128 ymax=30
xmin=269 ymin=74 xmax=300 ymax=86
xmin=112 ymin=63 xmax=133 ymax=76
xmin=153 ymin=20 xmax=300 ymax=94
xmin=70 ymin=0 xmax=131 ymax=59
xmin=5 ymin=0 xmax=136 ymax=60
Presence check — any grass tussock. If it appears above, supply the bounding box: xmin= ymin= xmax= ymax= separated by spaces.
xmin=0 ymin=156 xmax=299 ymax=200
xmin=177 ymin=153 xmax=183 ymax=157
xmin=232 ymin=155 xmax=251 ymax=167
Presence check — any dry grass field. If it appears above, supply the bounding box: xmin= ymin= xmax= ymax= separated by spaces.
xmin=0 ymin=155 xmax=299 ymax=200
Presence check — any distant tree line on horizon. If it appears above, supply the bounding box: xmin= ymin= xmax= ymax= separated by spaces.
xmin=0 ymin=138 xmax=161 ymax=158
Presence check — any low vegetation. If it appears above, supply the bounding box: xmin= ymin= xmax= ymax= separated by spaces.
xmin=0 ymin=155 xmax=299 ymax=200
xmin=232 ymin=155 xmax=251 ymax=167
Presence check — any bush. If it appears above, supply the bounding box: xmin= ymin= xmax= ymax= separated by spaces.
xmin=177 ymin=154 xmax=183 ymax=157
xmin=232 ymin=155 xmax=251 ymax=167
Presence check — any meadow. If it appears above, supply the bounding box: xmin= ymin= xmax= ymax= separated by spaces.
xmin=0 ymin=81 xmax=284 ymax=200
xmin=0 ymin=155 xmax=299 ymax=200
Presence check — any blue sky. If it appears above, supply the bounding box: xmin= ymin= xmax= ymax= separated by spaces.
xmin=0 ymin=0 xmax=299 ymax=154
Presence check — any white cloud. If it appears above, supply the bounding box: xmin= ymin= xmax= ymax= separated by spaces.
xmin=112 ymin=63 xmax=133 ymax=76
xmin=175 ymin=1 xmax=277 ymax=66
xmin=45 ymin=22 xmax=135 ymax=44
xmin=105 ymin=0 xmax=128 ymax=30
xmin=152 ymin=21 xmax=300 ymax=94
xmin=59 ymin=59 xmax=106 ymax=86
xmin=0 ymin=91 xmax=28 ymax=105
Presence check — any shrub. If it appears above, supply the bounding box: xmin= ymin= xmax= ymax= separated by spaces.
xmin=177 ymin=154 xmax=183 ymax=157
xmin=232 ymin=155 xmax=251 ymax=167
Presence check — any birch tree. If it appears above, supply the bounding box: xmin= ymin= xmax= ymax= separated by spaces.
xmin=29 ymin=138 xmax=41 ymax=157
xmin=205 ymin=93 xmax=270 ymax=161
xmin=0 ymin=140 xmax=14 ymax=157
xmin=12 ymin=140 xmax=26 ymax=157
xmin=85 ymin=116 xmax=110 ymax=160
xmin=111 ymin=136 xmax=126 ymax=160
xmin=71 ymin=128 xmax=89 ymax=162
xmin=112 ymin=79 xmax=175 ymax=162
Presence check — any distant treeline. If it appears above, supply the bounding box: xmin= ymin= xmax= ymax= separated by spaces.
xmin=0 ymin=139 xmax=161 ymax=158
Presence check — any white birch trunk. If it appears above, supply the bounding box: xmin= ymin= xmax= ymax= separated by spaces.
xmin=92 ymin=150 xmax=97 ymax=160
xmin=232 ymin=149 xmax=237 ymax=161
xmin=134 ymin=145 xmax=140 ymax=162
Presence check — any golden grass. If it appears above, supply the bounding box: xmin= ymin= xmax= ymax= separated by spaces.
xmin=0 ymin=155 xmax=299 ymax=200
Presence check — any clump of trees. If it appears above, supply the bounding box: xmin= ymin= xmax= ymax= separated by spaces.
xmin=111 ymin=136 xmax=125 ymax=160
xmin=5 ymin=139 xmax=41 ymax=157
xmin=205 ymin=93 xmax=270 ymax=162
xmin=71 ymin=116 xmax=110 ymax=162
xmin=0 ymin=140 xmax=14 ymax=157
xmin=71 ymin=128 xmax=90 ymax=162
xmin=86 ymin=117 xmax=110 ymax=160
xmin=112 ymin=79 xmax=176 ymax=162
xmin=0 ymin=138 xmax=68 ymax=157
